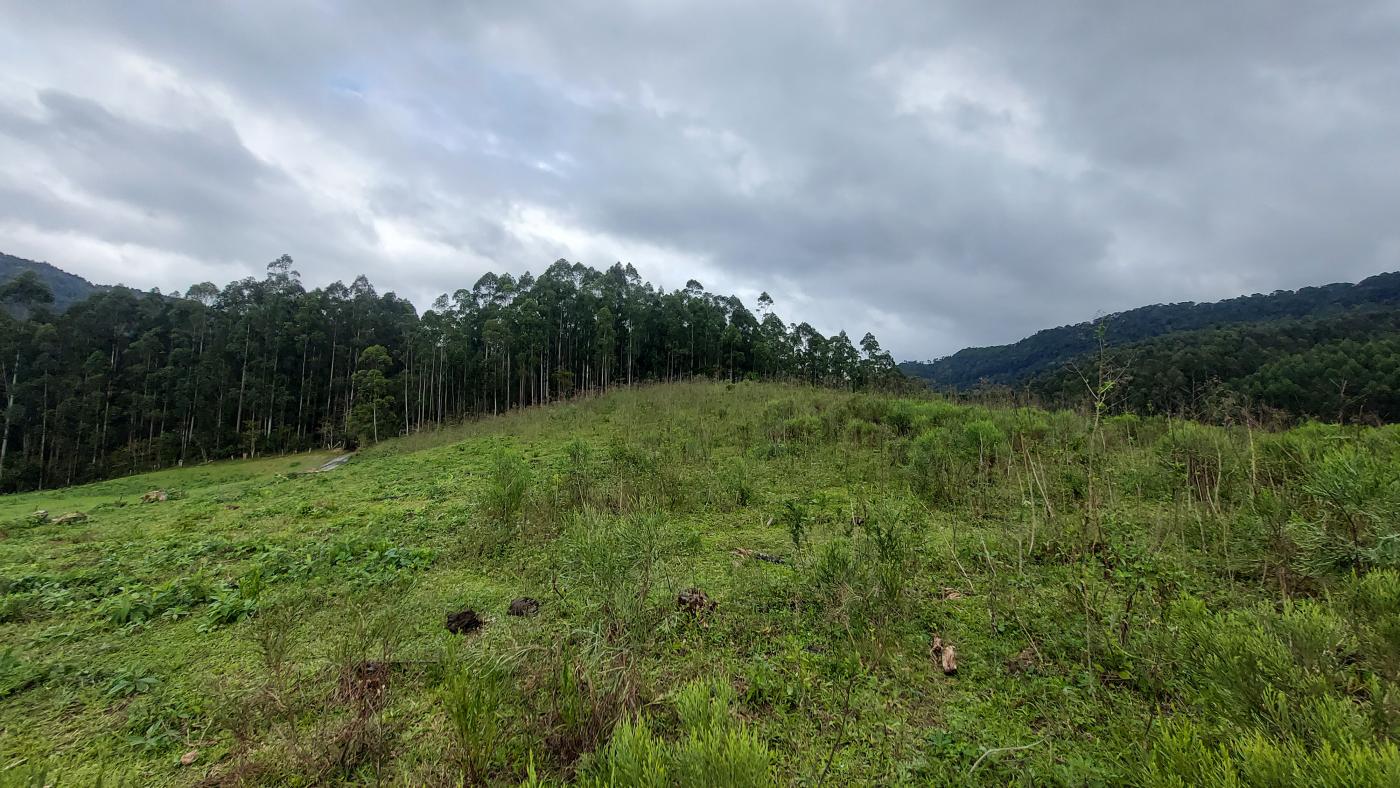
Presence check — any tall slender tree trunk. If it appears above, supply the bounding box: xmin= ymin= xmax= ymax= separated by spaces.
xmin=38 ymin=377 xmax=48 ymax=489
xmin=0 ymin=350 xmax=18 ymax=486
xmin=235 ymin=328 xmax=250 ymax=438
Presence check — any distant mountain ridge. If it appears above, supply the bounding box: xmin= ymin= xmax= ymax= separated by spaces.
xmin=900 ymin=272 xmax=1400 ymax=389
xmin=0 ymin=252 xmax=107 ymax=311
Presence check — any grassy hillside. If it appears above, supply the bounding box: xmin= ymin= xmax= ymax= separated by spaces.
xmin=2 ymin=382 xmax=1398 ymax=785
xmin=0 ymin=253 xmax=106 ymax=313
xmin=900 ymin=271 xmax=1400 ymax=390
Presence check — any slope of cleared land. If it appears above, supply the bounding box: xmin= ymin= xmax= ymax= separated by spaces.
xmin=1 ymin=382 xmax=1398 ymax=785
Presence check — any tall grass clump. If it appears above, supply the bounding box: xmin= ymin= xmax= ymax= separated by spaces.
xmin=1156 ymin=421 xmax=1238 ymax=511
xmin=581 ymin=679 xmax=773 ymax=788
xmin=560 ymin=438 xmax=597 ymax=509
xmin=443 ymin=653 xmax=512 ymax=783
xmin=559 ymin=510 xmax=701 ymax=641
xmin=907 ymin=418 xmax=1008 ymax=506
xmin=799 ymin=501 xmax=920 ymax=640
xmin=482 ymin=447 xmax=532 ymax=530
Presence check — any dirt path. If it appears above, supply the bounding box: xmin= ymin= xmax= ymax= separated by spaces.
xmin=315 ymin=453 xmax=354 ymax=472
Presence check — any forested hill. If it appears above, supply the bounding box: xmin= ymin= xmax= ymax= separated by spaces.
xmin=0 ymin=253 xmax=106 ymax=312
xmin=1028 ymin=308 xmax=1400 ymax=422
xmin=900 ymin=271 xmax=1400 ymax=389
xmin=0 ymin=254 xmax=902 ymax=492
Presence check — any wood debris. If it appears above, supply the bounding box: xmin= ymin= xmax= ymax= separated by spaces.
xmin=931 ymin=635 xmax=958 ymax=675
xmin=731 ymin=547 xmax=787 ymax=564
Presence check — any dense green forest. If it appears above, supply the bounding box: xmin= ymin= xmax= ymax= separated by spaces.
xmin=0 ymin=255 xmax=900 ymax=492
xmin=1028 ymin=309 xmax=1400 ymax=423
xmin=900 ymin=272 xmax=1400 ymax=390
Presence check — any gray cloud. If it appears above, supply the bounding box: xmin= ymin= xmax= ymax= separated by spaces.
xmin=1 ymin=0 xmax=1397 ymax=357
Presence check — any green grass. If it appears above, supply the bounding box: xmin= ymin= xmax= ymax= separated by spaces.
xmin=1 ymin=382 xmax=1398 ymax=785
xmin=0 ymin=452 xmax=342 ymax=522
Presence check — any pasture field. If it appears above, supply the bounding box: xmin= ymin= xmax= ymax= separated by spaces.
xmin=1 ymin=382 xmax=1398 ymax=785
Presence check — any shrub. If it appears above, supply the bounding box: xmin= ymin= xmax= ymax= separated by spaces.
xmin=1347 ymin=570 xmax=1400 ymax=679
xmin=1142 ymin=720 xmax=1400 ymax=787
xmin=782 ymin=415 xmax=822 ymax=444
xmin=907 ymin=419 xmax=1007 ymax=503
xmin=907 ymin=428 xmax=964 ymax=503
xmin=1169 ymin=597 xmax=1376 ymax=746
xmin=842 ymin=394 xmax=891 ymax=426
xmin=843 ymin=417 xmax=883 ymax=447
xmin=1103 ymin=412 xmax=1142 ymax=447
xmin=1299 ymin=444 xmax=1399 ymax=572
xmin=585 ymin=717 xmax=670 ymax=788
xmin=1253 ymin=426 xmax=1333 ymax=487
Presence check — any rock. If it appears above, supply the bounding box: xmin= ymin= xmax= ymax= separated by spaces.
xmin=30 ymin=510 xmax=49 ymax=524
xmin=445 ymin=608 xmax=484 ymax=634
xmin=508 ymin=597 xmax=540 ymax=617
xmin=931 ymin=635 xmax=958 ymax=675
xmin=677 ymin=587 xmax=716 ymax=615
xmin=141 ymin=490 xmax=169 ymax=503
xmin=179 ymin=750 xmax=199 ymax=766
xmin=53 ymin=512 xmax=87 ymax=525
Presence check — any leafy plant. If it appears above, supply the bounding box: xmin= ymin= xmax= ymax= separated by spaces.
xmin=105 ymin=668 xmax=161 ymax=698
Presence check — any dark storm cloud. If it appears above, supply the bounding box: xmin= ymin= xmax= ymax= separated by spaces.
xmin=1 ymin=0 xmax=1397 ymax=357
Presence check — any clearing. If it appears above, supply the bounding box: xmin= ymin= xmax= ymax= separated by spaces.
xmin=1 ymin=382 xmax=1397 ymax=785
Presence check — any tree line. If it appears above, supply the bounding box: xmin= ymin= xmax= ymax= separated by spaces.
xmin=0 ymin=256 xmax=901 ymax=492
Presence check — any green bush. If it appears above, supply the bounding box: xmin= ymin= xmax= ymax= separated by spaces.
xmin=907 ymin=419 xmax=1007 ymax=503
xmin=1299 ymin=444 xmax=1399 ymax=572
xmin=843 ymin=417 xmax=883 ymax=447
xmin=1347 ymin=570 xmax=1400 ymax=679
xmin=561 ymin=438 xmax=596 ymax=508
xmin=1168 ymin=597 xmax=1384 ymax=747
xmin=781 ymin=415 xmax=822 ymax=444
xmin=1142 ymin=720 xmax=1400 ymax=787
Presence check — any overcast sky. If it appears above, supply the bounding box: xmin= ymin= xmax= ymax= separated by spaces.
xmin=2 ymin=2 xmax=1398 ymax=359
